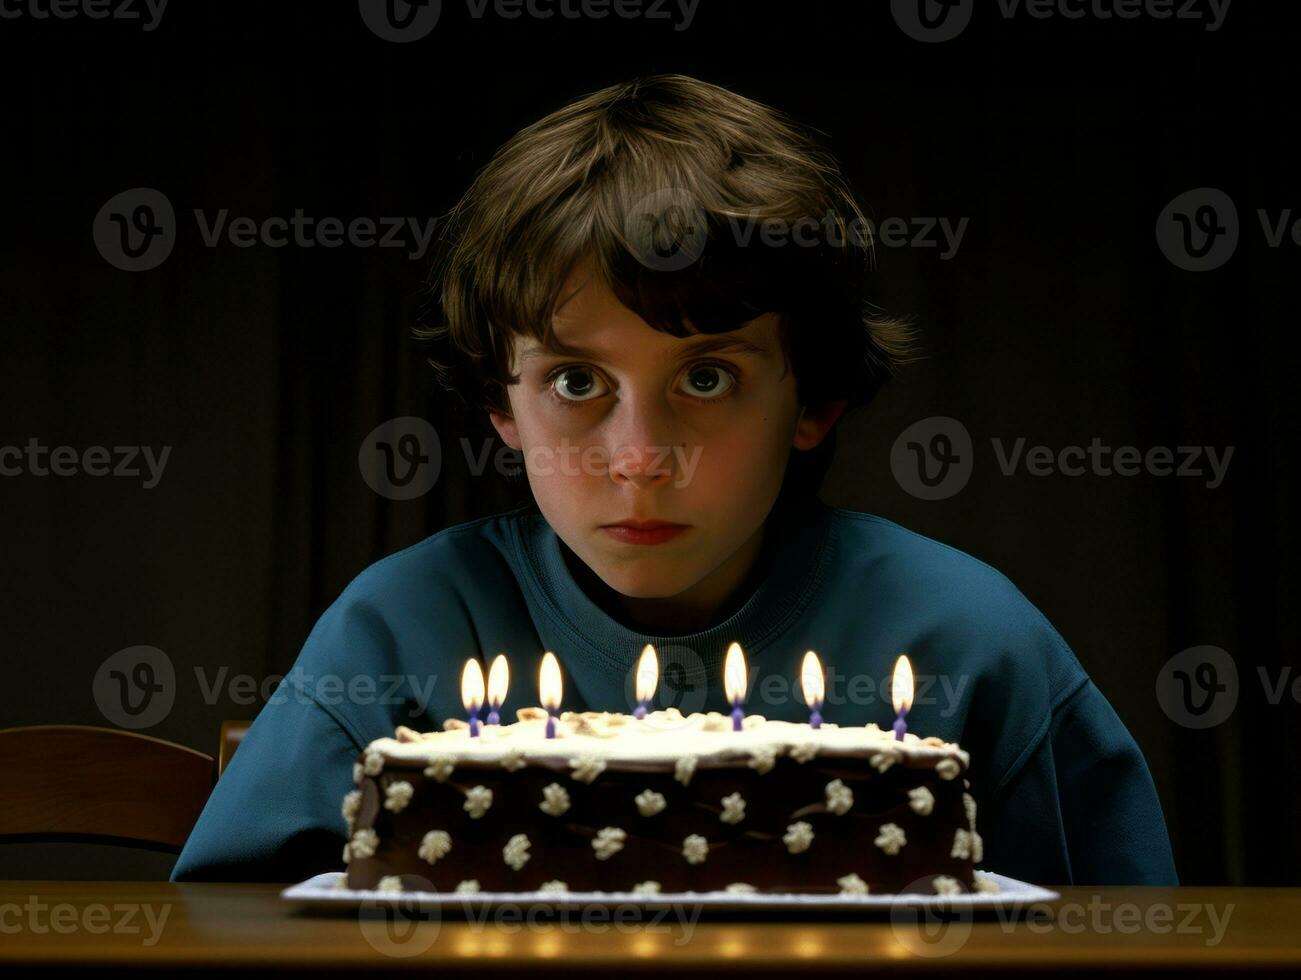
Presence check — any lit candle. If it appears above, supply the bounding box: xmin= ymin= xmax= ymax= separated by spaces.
xmin=801 ymin=650 xmax=825 ymax=729
xmin=539 ymin=651 xmax=562 ymax=739
xmin=461 ymin=658 xmax=485 ymax=738
xmin=724 ymin=641 xmax=747 ymax=731
xmin=486 ymin=654 xmax=509 ymax=725
xmin=891 ymin=654 xmax=914 ymax=741
xmin=634 ymin=643 xmax=658 ymax=719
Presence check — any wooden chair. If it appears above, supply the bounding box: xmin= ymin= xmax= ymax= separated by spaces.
xmin=217 ymin=719 xmax=250 ymax=780
xmin=0 ymin=721 xmax=253 ymax=853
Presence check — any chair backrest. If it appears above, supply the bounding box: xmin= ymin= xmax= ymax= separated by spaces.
xmin=0 ymin=725 xmax=214 ymax=852
xmin=218 ymin=719 xmax=250 ymax=778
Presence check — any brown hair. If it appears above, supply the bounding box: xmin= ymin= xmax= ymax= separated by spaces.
xmin=418 ymin=73 xmax=915 ymax=504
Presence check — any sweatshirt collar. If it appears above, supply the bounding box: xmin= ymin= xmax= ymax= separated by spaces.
xmin=512 ymin=496 xmax=834 ymax=679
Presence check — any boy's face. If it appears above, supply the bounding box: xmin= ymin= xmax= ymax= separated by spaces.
xmin=489 ymin=265 xmax=843 ymax=610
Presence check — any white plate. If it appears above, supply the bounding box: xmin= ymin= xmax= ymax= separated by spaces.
xmin=281 ymin=871 xmax=1059 ymax=913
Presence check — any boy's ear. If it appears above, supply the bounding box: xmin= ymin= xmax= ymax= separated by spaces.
xmin=793 ymin=399 xmax=848 ymax=451
xmin=488 ymin=407 xmax=523 ymax=451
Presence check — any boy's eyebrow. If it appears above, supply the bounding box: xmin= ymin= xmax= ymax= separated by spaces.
xmin=520 ymin=335 xmax=768 ymax=362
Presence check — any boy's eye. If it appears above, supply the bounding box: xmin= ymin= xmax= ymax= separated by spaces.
xmin=679 ymin=364 xmax=735 ymax=399
xmin=546 ymin=362 xmax=739 ymax=407
xmin=550 ymin=367 xmax=609 ymax=403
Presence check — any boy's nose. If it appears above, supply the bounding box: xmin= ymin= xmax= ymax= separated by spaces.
xmin=609 ymin=444 xmax=676 ymax=489
xmin=605 ymin=397 xmax=680 ymax=489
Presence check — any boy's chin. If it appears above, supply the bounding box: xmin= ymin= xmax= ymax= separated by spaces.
xmin=592 ymin=561 xmax=703 ymax=601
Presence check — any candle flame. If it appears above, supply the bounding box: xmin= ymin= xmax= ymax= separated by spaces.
xmin=723 ymin=641 xmax=747 ymax=704
xmin=636 ymin=643 xmax=659 ymax=704
xmin=892 ymin=654 xmax=914 ymax=715
xmin=539 ymin=651 xmax=562 ymax=711
xmin=801 ymin=650 xmax=824 ymax=708
xmin=487 ymin=654 xmax=509 ymax=707
xmin=461 ymin=658 xmax=485 ymax=713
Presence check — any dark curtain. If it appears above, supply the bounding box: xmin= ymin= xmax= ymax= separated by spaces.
xmin=1 ymin=1 xmax=1295 ymax=885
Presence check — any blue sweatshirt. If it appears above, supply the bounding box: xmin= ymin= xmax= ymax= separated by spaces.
xmin=170 ymin=497 xmax=1178 ymax=885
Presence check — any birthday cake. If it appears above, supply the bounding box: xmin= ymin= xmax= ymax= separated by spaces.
xmin=339 ymin=707 xmax=992 ymax=897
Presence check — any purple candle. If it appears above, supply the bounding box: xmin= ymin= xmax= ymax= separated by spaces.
xmin=801 ymin=651 xmax=825 ymax=730
xmin=486 ymin=654 xmax=509 ymax=726
xmin=540 ymin=651 xmax=562 ymax=740
xmin=724 ymin=642 xmax=747 ymax=731
xmin=891 ymin=654 xmax=914 ymax=742
xmin=461 ymin=658 xmax=485 ymax=739
xmin=633 ymin=644 xmax=658 ymax=720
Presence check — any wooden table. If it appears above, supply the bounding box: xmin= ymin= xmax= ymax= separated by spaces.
xmin=1 ymin=881 xmax=1297 ymax=976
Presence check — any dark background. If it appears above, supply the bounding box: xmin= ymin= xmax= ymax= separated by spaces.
xmin=1 ymin=0 xmax=1295 ymax=885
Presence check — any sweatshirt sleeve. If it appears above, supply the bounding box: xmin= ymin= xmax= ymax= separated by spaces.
xmin=982 ymin=678 xmax=1178 ymax=886
xmin=169 ymin=679 xmax=360 ymax=883
xmin=168 ymin=530 xmax=492 ymax=883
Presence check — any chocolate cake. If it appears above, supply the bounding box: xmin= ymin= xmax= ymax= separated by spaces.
xmin=340 ymin=707 xmax=993 ymax=897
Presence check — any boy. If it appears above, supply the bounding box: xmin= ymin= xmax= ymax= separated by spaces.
xmin=172 ymin=75 xmax=1177 ymax=886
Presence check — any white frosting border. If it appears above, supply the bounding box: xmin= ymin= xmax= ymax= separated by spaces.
xmin=367 ymin=708 xmax=970 ymax=769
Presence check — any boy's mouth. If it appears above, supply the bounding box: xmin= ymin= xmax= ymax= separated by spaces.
xmin=604 ymin=518 xmax=686 ymax=530
xmin=600 ymin=519 xmax=691 ymax=545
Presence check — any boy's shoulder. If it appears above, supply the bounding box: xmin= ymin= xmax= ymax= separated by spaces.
xmin=826 ymin=505 xmax=1031 ymax=598
xmin=297 ymin=507 xmax=537 ymax=664
xmin=339 ymin=505 xmax=534 ymax=602
xmin=823 ymin=505 xmax=1088 ymax=695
